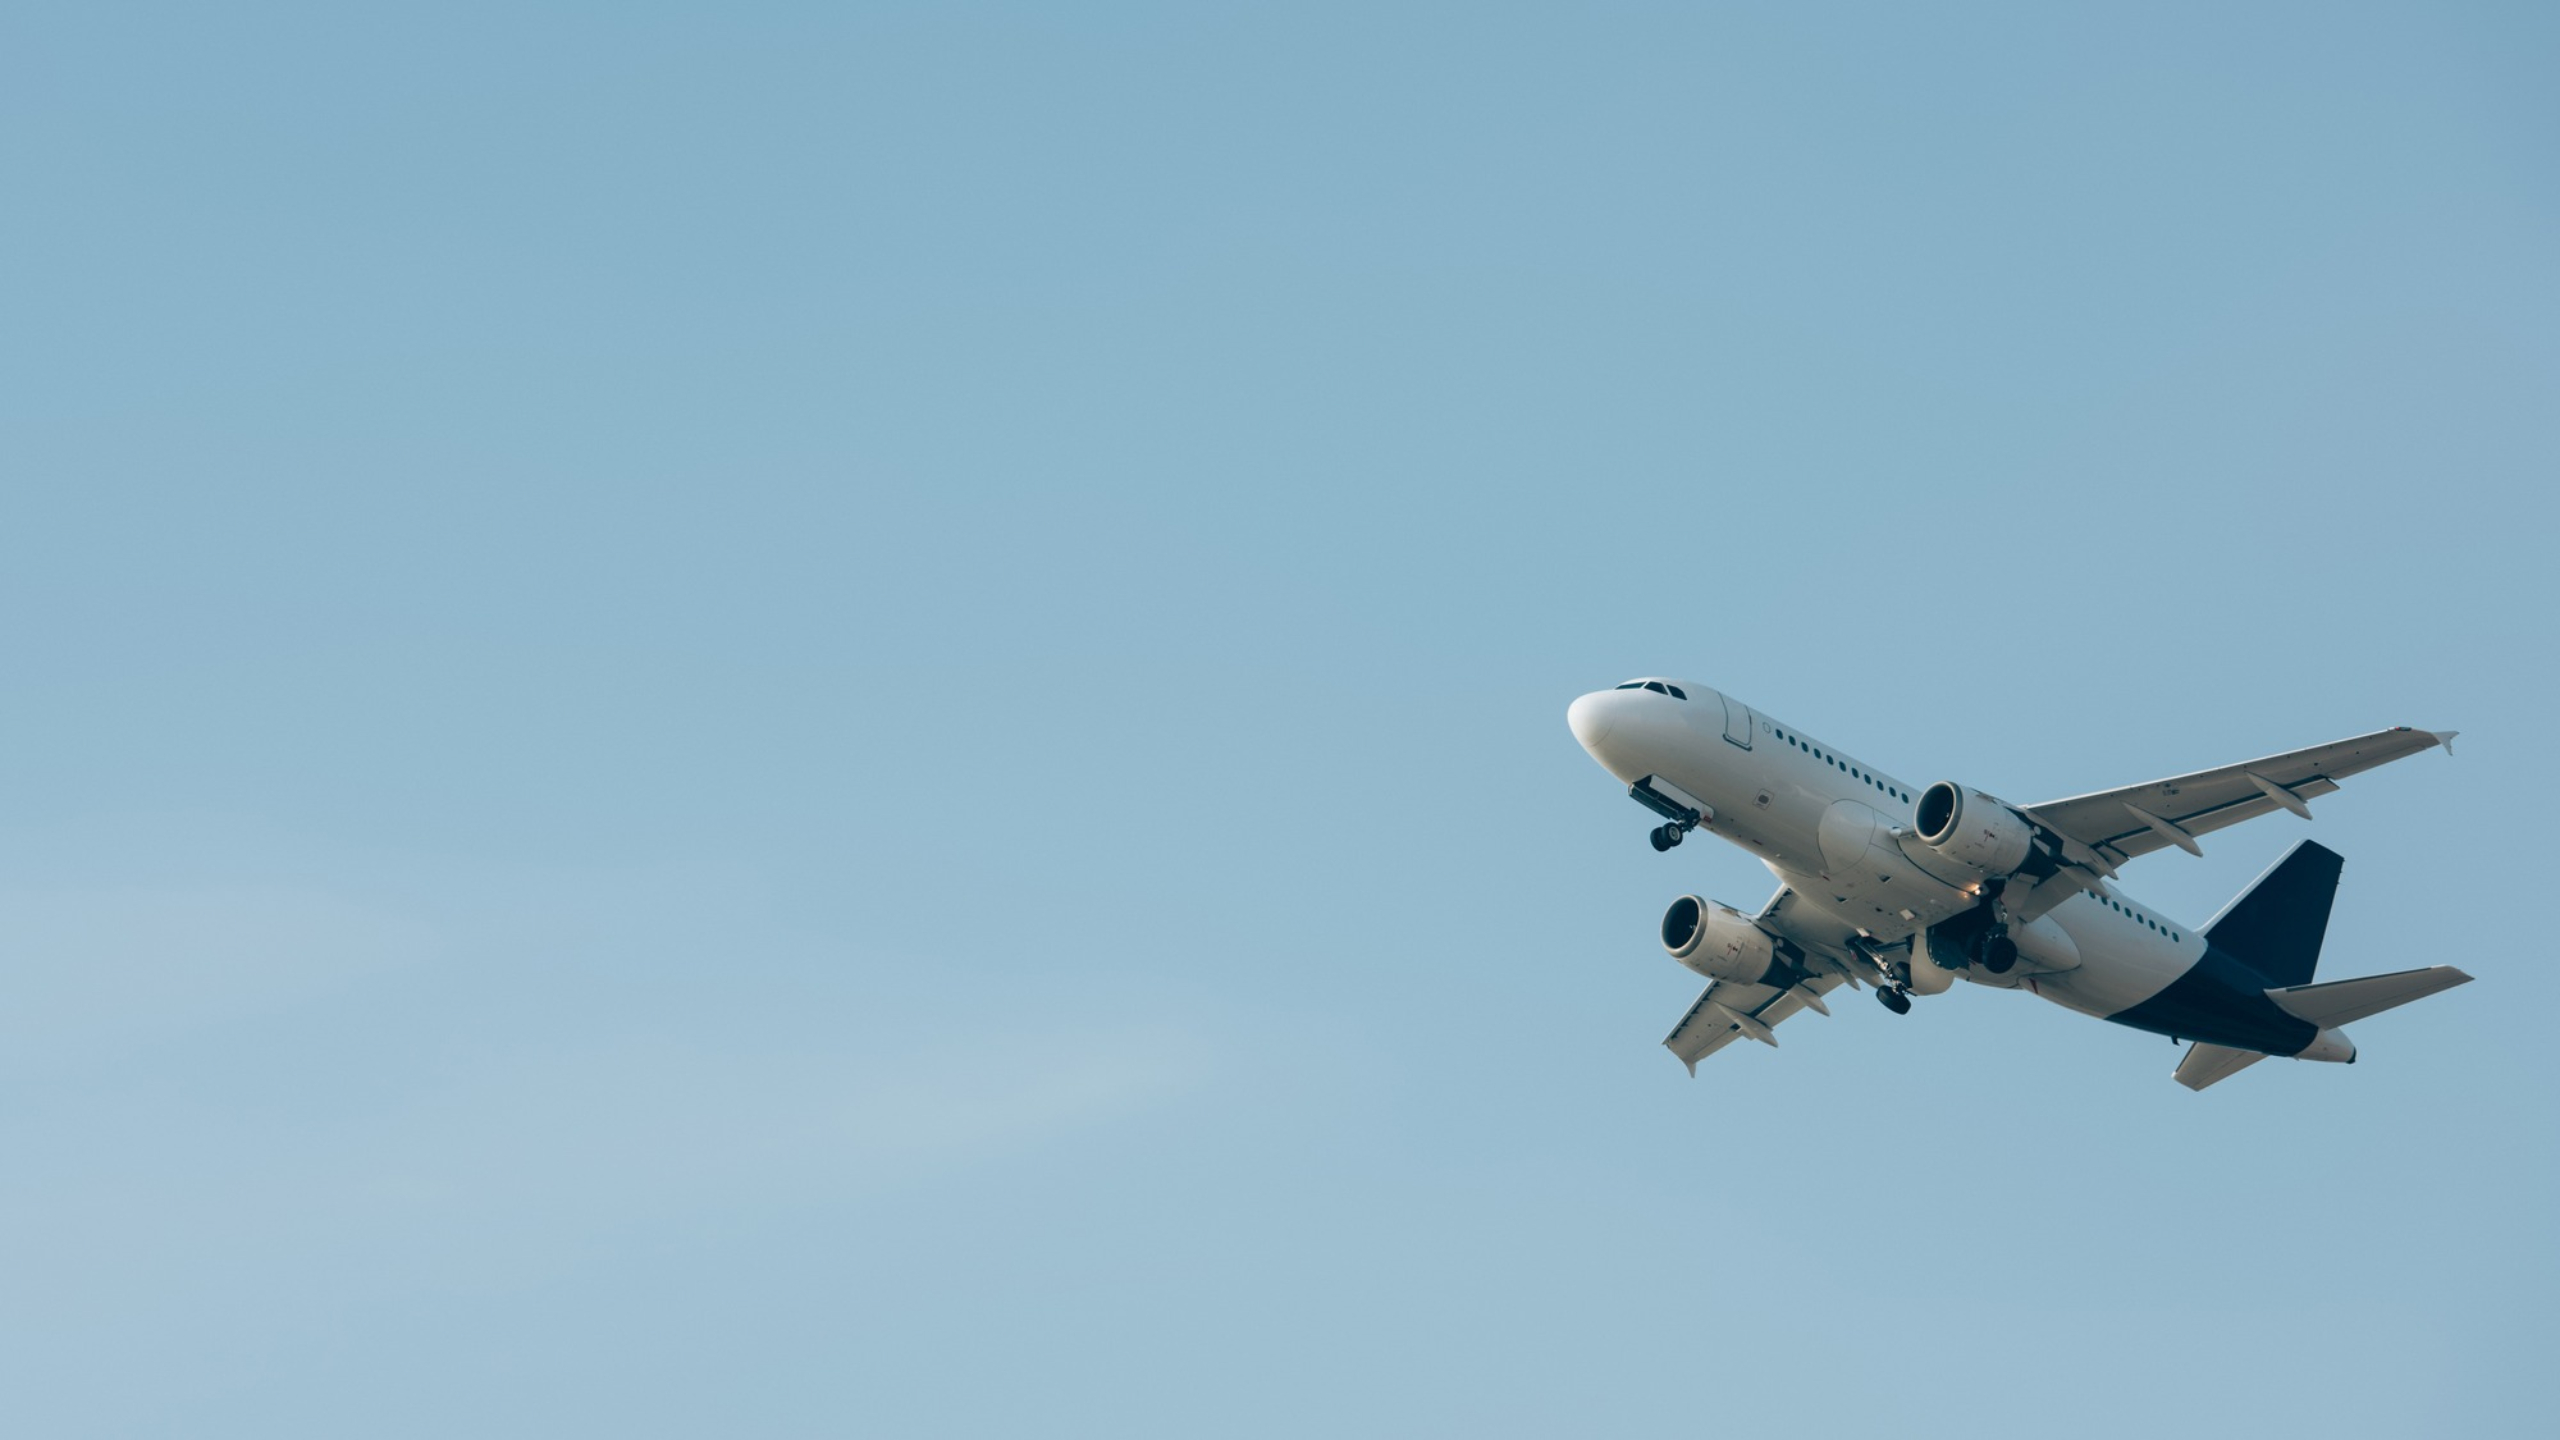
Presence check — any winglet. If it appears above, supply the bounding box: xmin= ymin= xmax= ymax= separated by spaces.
xmin=2433 ymin=729 xmax=2459 ymax=756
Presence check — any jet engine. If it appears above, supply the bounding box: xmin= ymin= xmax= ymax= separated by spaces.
xmin=1912 ymin=781 xmax=2049 ymax=879
xmin=1660 ymin=896 xmax=1783 ymax=986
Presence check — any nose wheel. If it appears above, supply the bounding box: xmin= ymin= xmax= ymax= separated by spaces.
xmin=1649 ymin=823 xmax=1685 ymax=852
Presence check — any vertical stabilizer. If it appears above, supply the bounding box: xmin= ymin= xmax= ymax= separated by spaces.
xmin=2202 ymin=841 xmax=2344 ymax=988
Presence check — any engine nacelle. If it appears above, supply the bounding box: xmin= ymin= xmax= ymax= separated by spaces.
xmin=1912 ymin=781 xmax=2039 ymax=877
xmin=1660 ymin=896 xmax=1782 ymax=985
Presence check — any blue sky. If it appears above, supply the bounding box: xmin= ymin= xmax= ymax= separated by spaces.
xmin=4 ymin=3 xmax=2555 ymax=1434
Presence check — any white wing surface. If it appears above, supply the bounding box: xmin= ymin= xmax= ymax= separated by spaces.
xmin=2026 ymin=727 xmax=2455 ymax=869
xmin=1661 ymin=887 xmax=1860 ymax=1073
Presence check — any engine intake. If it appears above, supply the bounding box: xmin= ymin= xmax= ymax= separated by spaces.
xmin=1661 ymin=896 xmax=1782 ymax=986
xmin=1912 ymin=781 xmax=2039 ymax=877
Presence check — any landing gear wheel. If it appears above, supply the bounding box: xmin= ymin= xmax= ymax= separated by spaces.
xmin=1982 ymin=936 xmax=2017 ymax=974
xmin=1876 ymin=988 xmax=1912 ymax=1015
xmin=1649 ymin=825 xmax=1674 ymax=852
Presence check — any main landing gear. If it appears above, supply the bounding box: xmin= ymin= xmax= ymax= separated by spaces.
xmin=1980 ymin=933 xmax=2018 ymax=974
xmin=1648 ymin=823 xmax=1686 ymax=852
xmin=1849 ymin=939 xmax=1916 ymax=1015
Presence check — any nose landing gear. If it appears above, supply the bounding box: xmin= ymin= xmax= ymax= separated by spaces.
xmin=1628 ymin=776 xmax=1708 ymax=854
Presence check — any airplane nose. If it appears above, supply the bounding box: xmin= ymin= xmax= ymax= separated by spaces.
xmin=1567 ymin=691 xmax=1617 ymax=752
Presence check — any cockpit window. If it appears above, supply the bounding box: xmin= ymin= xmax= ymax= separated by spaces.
xmin=1615 ymin=682 xmax=1644 ymax=690
xmin=1643 ymin=681 xmax=1668 ymax=695
xmin=1665 ymin=685 xmax=1686 ymax=700
xmin=1615 ymin=680 xmax=1688 ymax=700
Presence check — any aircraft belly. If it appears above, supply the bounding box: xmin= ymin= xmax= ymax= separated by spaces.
xmin=1652 ymin=744 xmax=1974 ymax=941
xmin=2027 ymin=907 xmax=2199 ymax=1020
xmin=1757 ymin=800 xmax=1965 ymax=941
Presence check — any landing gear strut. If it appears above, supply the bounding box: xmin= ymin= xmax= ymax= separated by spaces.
xmin=1649 ymin=824 xmax=1685 ymax=852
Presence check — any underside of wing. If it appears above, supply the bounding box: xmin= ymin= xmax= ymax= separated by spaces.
xmin=1662 ymin=973 xmax=1848 ymax=1072
xmin=1660 ymin=885 xmax=1859 ymax=1073
xmin=1755 ymin=885 xmax=1866 ymax=957
xmin=2026 ymin=727 xmax=2455 ymax=868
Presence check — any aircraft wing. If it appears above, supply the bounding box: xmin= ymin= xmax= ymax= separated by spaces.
xmin=2024 ymin=726 xmax=2456 ymax=870
xmin=1662 ymin=887 xmax=1859 ymax=1073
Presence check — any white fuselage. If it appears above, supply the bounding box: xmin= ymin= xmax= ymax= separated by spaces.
xmin=1567 ymin=679 xmax=2210 ymax=1025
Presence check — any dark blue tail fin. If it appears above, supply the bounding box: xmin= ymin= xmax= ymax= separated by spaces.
xmin=2203 ymin=841 xmax=2345 ymax=988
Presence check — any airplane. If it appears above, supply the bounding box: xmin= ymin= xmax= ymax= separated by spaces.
xmin=1565 ymin=679 xmax=2472 ymax=1090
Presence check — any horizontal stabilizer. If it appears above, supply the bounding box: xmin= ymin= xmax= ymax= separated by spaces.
xmin=2269 ymin=966 xmax=2474 ymax=1029
xmin=2175 ymin=1043 xmax=2268 ymax=1092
